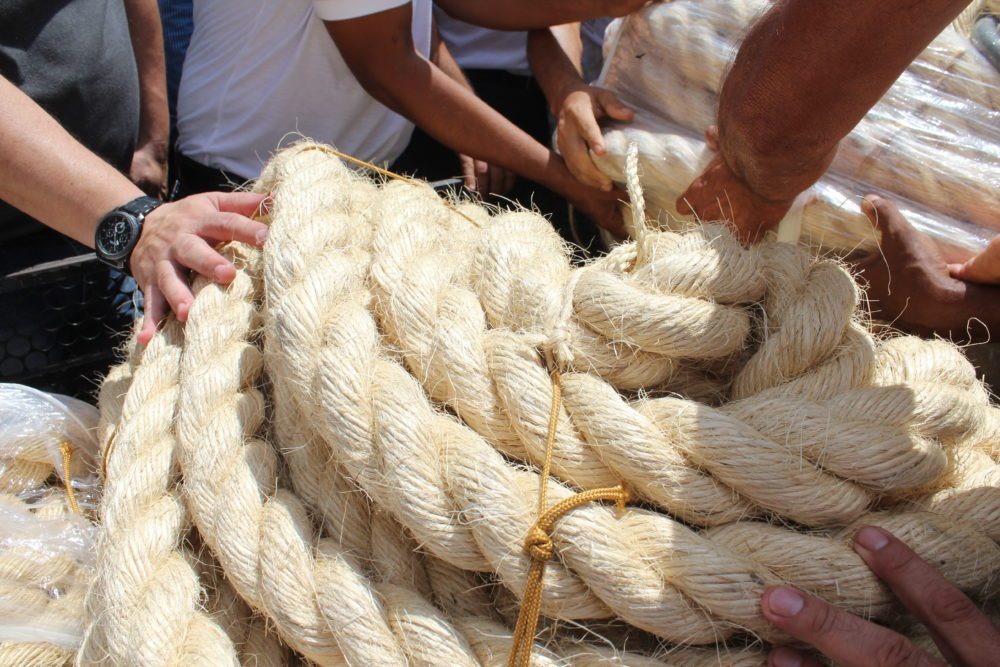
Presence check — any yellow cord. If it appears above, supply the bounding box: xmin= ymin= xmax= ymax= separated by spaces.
xmin=101 ymin=427 xmax=119 ymax=482
xmin=506 ymin=370 xmax=630 ymax=667
xmin=58 ymin=441 xmax=81 ymax=514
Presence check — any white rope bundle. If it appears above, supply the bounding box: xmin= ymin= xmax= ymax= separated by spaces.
xmin=596 ymin=0 xmax=1000 ymax=257
xmin=81 ymin=143 xmax=999 ymax=666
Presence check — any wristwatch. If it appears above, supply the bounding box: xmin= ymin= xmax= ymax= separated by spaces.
xmin=94 ymin=195 xmax=162 ymax=271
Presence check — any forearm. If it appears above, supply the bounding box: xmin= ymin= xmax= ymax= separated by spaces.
xmin=365 ymin=56 xmax=577 ymax=195
xmin=718 ymin=0 xmax=969 ymax=203
xmin=433 ymin=25 xmax=473 ymax=90
xmin=528 ymin=25 xmax=583 ymax=116
xmin=123 ymin=0 xmax=169 ymax=151
xmin=0 ymin=77 xmax=143 ymax=246
xmin=435 ymin=0 xmax=610 ymax=30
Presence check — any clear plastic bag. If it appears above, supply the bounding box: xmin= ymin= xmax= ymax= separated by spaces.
xmin=593 ymin=112 xmax=995 ymax=261
xmin=0 ymin=384 xmax=100 ymax=652
xmin=597 ymin=0 xmax=999 ymax=258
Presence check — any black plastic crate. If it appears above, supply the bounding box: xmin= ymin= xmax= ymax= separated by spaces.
xmin=1 ymin=254 xmax=137 ymax=400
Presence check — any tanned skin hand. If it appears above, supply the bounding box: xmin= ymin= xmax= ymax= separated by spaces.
xmin=855 ymin=195 xmax=1000 ymax=341
xmin=679 ymin=0 xmax=971 ymax=242
xmin=528 ymin=25 xmax=635 ymax=192
xmin=326 ymin=5 xmax=625 ymax=236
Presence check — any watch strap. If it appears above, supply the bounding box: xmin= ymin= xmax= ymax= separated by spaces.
xmin=94 ymin=196 xmax=162 ymax=272
xmin=119 ymin=195 xmax=161 ymax=220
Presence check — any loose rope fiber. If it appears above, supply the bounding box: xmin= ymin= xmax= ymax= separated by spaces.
xmin=80 ymin=142 xmax=1000 ymax=666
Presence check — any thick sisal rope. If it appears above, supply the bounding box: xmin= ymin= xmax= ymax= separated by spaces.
xmin=85 ymin=143 xmax=1000 ymax=665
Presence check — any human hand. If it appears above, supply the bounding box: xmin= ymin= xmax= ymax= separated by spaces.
xmin=564 ymin=179 xmax=627 ymax=238
xmin=459 ymin=154 xmax=516 ymax=197
xmin=557 ymin=85 xmax=634 ymax=191
xmin=948 ymin=235 xmax=1000 ymax=285
xmin=129 ymin=142 xmax=169 ymax=199
xmin=676 ymin=127 xmax=795 ymax=244
xmin=130 ymin=191 xmax=269 ymax=345
xmin=603 ymin=0 xmax=654 ymax=18
xmin=855 ymin=195 xmax=999 ymax=338
xmin=761 ymin=526 xmax=1000 ymax=667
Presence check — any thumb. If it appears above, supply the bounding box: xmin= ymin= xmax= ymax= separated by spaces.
xmin=599 ymin=90 xmax=635 ymax=122
xmin=861 ymin=194 xmax=908 ymax=248
xmin=209 ymin=191 xmax=270 ymax=217
xmin=676 ymin=189 xmax=696 ymax=216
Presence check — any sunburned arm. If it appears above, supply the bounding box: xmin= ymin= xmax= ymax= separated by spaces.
xmin=719 ymin=0 xmax=970 ymax=203
xmin=528 ymin=24 xmax=634 ymax=191
xmin=430 ymin=21 xmax=469 ymax=87
xmin=528 ymin=24 xmax=583 ymax=117
xmin=325 ymin=4 xmax=624 ymax=233
xmin=434 ymin=0 xmax=647 ymax=31
xmin=680 ymin=0 xmax=971 ymax=242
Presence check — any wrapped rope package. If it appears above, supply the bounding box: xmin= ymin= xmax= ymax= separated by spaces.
xmin=0 ymin=384 xmax=101 ymax=666
xmin=595 ymin=0 xmax=1000 ymax=261
xmin=75 ymin=144 xmax=999 ymax=666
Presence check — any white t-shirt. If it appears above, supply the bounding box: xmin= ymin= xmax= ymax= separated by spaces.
xmin=434 ymin=9 xmax=530 ymax=77
xmin=178 ymin=0 xmax=432 ymax=178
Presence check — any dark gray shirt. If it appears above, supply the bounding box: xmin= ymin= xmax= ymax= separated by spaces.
xmin=0 ymin=0 xmax=140 ymax=244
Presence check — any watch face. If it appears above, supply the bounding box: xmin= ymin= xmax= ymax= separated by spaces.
xmin=97 ymin=212 xmax=138 ymax=260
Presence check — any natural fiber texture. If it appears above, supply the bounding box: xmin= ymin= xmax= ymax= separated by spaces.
xmin=78 ymin=320 xmax=239 ymax=666
xmin=83 ymin=143 xmax=1000 ymax=665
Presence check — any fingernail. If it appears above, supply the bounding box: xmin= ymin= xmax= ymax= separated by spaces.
xmin=767 ymin=587 xmax=804 ymax=617
xmin=770 ymin=647 xmax=804 ymax=667
xmin=855 ymin=526 xmax=889 ymax=552
xmin=256 ymin=228 xmax=269 ymax=245
xmin=214 ymin=266 xmax=229 ymax=282
xmin=946 ymin=263 xmax=964 ymax=276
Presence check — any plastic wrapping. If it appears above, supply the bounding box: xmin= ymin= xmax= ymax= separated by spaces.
xmin=0 ymin=384 xmax=100 ymax=655
xmin=597 ymin=0 xmax=999 ymax=258
xmin=593 ymin=114 xmax=995 ymax=261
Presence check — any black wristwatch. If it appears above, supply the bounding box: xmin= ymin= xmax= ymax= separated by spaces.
xmin=94 ymin=195 xmax=162 ymax=271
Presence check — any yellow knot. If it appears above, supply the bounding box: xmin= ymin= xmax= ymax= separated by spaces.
xmin=506 ymin=366 xmax=633 ymax=667
xmin=525 ymin=526 xmax=554 ymax=562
